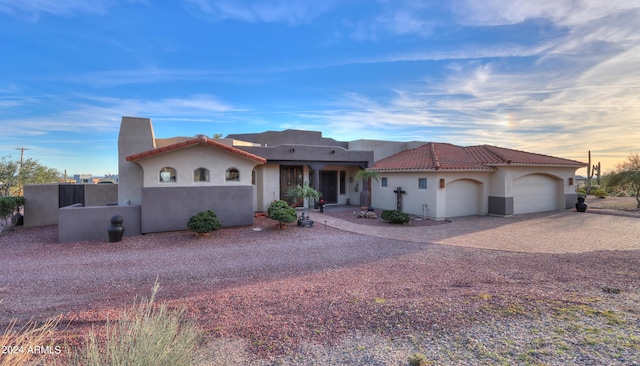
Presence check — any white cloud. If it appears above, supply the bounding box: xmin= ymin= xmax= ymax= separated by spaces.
xmin=183 ymin=0 xmax=335 ymax=25
xmin=0 ymin=0 xmax=114 ymax=19
xmin=452 ymin=0 xmax=636 ymax=27
xmin=0 ymin=94 xmax=241 ymax=139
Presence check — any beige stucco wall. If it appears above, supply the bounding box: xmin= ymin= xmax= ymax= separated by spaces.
xmin=134 ymin=144 xmax=261 ymax=188
xmin=371 ymin=172 xmax=438 ymax=218
xmin=372 ymin=171 xmax=492 ymax=219
xmin=372 ymin=167 xmax=579 ymax=219
xmin=255 ymin=164 xmax=280 ymax=212
xmin=489 ymin=166 xmax=577 ymax=197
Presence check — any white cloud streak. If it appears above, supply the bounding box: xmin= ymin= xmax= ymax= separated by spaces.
xmin=182 ymin=0 xmax=336 ymax=25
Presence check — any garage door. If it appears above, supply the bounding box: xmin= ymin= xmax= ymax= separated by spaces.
xmin=513 ymin=174 xmax=558 ymax=214
xmin=446 ymin=179 xmax=481 ymax=217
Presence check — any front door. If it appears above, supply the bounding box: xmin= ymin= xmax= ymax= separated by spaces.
xmin=319 ymin=171 xmax=338 ymax=204
xmin=280 ymin=166 xmax=303 ymax=205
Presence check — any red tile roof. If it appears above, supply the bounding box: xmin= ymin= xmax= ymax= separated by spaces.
xmin=126 ymin=135 xmax=267 ymax=164
xmin=372 ymin=143 xmax=586 ymax=171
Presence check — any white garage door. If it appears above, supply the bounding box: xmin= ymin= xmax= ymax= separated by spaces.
xmin=446 ymin=179 xmax=481 ymax=217
xmin=513 ymin=174 xmax=558 ymax=214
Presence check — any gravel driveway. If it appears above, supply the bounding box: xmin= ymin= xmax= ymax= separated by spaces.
xmin=1 ymin=213 xmax=639 ymax=365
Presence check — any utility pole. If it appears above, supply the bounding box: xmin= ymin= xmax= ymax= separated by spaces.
xmin=15 ymin=147 xmax=29 ymax=196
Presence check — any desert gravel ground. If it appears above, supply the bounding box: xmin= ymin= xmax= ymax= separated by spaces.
xmin=1 ymin=198 xmax=639 ymax=365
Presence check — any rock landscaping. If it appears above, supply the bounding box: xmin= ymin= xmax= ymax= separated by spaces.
xmin=0 ymin=200 xmax=638 ymax=365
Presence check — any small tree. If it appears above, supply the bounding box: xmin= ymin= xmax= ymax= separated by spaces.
xmin=267 ymin=200 xmax=297 ymax=229
xmin=0 ymin=156 xmax=61 ymax=197
xmin=356 ymin=169 xmax=380 ymax=208
xmin=287 ymin=181 xmax=320 ymax=208
xmin=0 ymin=196 xmax=24 ymax=234
xmin=607 ymin=153 xmax=640 ymax=208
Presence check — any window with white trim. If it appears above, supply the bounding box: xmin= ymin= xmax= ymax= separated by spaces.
xmin=225 ymin=168 xmax=240 ymax=181
xmin=194 ymin=168 xmax=210 ymax=182
xmin=160 ymin=167 xmax=177 ymax=183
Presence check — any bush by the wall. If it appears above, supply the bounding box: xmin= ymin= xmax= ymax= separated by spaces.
xmin=187 ymin=210 xmax=222 ymax=234
xmin=381 ymin=209 xmax=410 ymax=224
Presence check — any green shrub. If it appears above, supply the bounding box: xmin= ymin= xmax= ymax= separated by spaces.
xmin=0 ymin=196 xmax=24 ymax=233
xmin=187 ymin=210 xmax=222 ymax=234
xmin=267 ymin=200 xmax=297 ymax=227
xmin=591 ymin=188 xmax=609 ymax=198
xmin=287 ymin=181 xmax=320 ymax=207
xmin=74 ymin=281 xmax=202 ymax=366
xmin=380 ymin=209 xmax=410 ymax=224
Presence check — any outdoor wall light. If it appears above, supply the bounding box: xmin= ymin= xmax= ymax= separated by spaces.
xmin=568 ymin=177 xmax=574 ymax=186
xmin=439 ymin=178 xmax=445 ymax=189
xmin=289 ymin=148 xmax=295 ymax=153
xmin=330 ymin=150 xmax=335 ymax=154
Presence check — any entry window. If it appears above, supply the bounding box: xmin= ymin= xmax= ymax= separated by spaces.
xmin=194 ymin=168 xmax=210 ymax=182
xmin=160 ymin=167 xmax=177 ymax=183
xmin=381 ymin=177 xmax=388 ymax=187
xmin=418 ymin=178 xmax=427 ymax=190
xmin=339 ymin=171 xmax=346 ymax=194
xmin=226 ymin=168 xmax=240 ymax=181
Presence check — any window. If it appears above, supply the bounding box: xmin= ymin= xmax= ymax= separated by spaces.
xmin=339 ymin=171 xmax=346 ymax=194
xmin=252 ymin=169 xmax=256 ymax=185
xmin=418 ymin=178 xmax=427 ymax=190
xmin=160 ymin=167 xmax=176 ymax=183
xmin=226 ymin=168 xmax=240 ymax=181
xmin=194 ymin=168 xmax=210 ymax=182
xmin=381 ymin=177 xmax=388 ymax=187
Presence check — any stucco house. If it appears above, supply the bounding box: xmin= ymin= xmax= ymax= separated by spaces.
xmin=369 ymin=142 xmax=586 ymax=219
xmin=119 ymin=116 xmax=585 ymax=228
xmin=118 ymin=117 xmax=374 ymax=234
xmin=24 ymin=116 xmax=586 ymax=242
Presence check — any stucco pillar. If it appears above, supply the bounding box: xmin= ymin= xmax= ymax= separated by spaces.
xmin=118 ymin=117 xmax=156 ymax=206
xmin=307 ymin=163 xmax=324 ymax=208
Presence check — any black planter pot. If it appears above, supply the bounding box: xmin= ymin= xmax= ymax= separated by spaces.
xmin=575 ymin=197 xmax=587 ymax=212
xmin=108 ymin=215 xmax=125 ymax=242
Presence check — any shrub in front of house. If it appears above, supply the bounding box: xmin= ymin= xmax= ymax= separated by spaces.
xmin=267 ymin=200 xmax=297 ymax=228
xmin=187 ymin=210 xmax=222 ymax=234
xmin=381 ymin=209 xmax=410 ymax=224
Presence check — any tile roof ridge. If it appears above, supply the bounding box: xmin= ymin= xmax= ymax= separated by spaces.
xmin=428 ymin=142 xmax=441 ymax=170
xmin=479 ymin=144 xmax=512 ymax=164
xmin=126 ymin=135 xmax=266 ymax=164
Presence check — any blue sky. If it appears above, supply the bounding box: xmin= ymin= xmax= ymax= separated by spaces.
xmin=1 ymin=0 xmax=638 ymax=176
